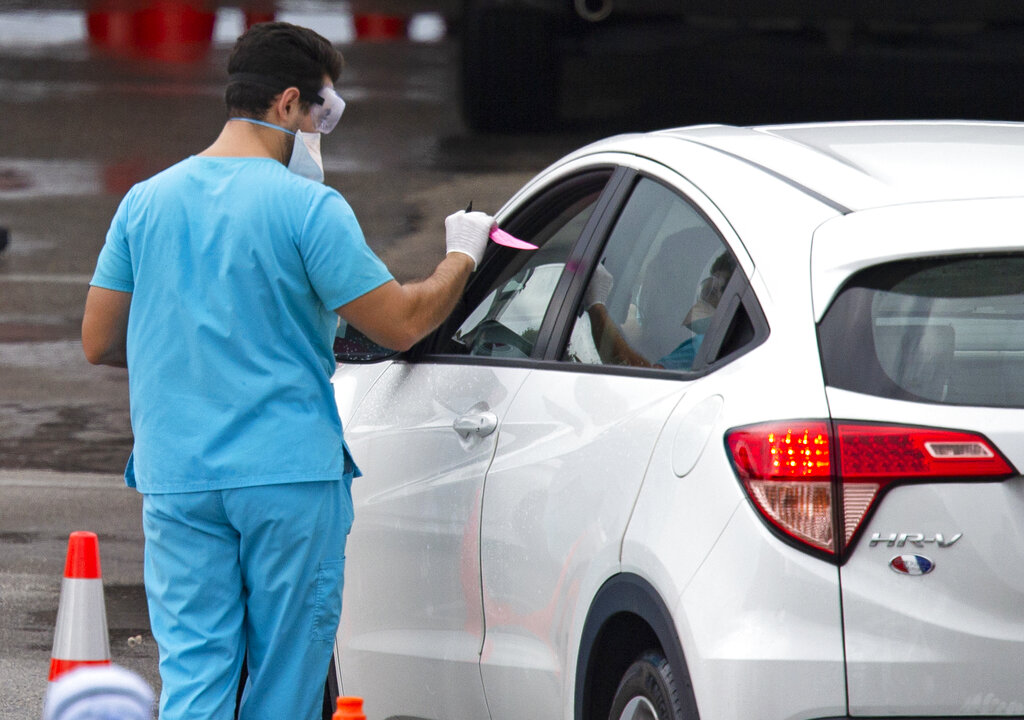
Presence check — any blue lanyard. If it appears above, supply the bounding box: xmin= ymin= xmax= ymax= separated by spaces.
xmin=230 ymin=118 xmax=295 ymax=136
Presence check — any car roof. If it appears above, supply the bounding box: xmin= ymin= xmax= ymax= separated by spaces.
xmin=580 ymin=120 xmax=1024 ymax=212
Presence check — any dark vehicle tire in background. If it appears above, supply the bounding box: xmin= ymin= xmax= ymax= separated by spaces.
xmin=607 ymin=651 xmax=690 ymax=720
xmin=460 ymin=0 xmax=562 ymax=131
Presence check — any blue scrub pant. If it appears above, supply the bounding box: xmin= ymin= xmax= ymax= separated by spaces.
xmin=141 ymin=479 xmax=352 ymax=720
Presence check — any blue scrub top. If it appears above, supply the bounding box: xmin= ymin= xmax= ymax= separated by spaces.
xmin=91 ymin=156 xmax=394 ymax=493
xmin=658 ymin=335 xmax=702 ymax=370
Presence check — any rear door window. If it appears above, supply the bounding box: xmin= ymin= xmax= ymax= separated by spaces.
xmin=819 ymin=254 xmax=1024 ymax=407
xmin=562 ymin=176 xmax=758 ymax=372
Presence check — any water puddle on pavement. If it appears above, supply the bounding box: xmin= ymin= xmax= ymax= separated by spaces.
xmin=25 ymin=583 xmax=150 ymax=641
xmin=0 ymin=160 xmax=104 ymax=201
xmin=0 ymin=402 xmax=132 ymax=473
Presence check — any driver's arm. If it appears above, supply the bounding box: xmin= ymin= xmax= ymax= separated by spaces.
xmin=581 ymin=263 xmax=651 ymax=367
xmin=586 ymin=303 xmax=652 ymax=368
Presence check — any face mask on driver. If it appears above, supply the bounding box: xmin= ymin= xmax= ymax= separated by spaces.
xmin=684 ymin=315 xmax=712 ymax=334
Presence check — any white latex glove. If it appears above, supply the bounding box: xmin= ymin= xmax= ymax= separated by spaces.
xmin=445 ymin=210 xmax=494 ymax=270
xmin=584 ymin=263 xmax=614 ymax=309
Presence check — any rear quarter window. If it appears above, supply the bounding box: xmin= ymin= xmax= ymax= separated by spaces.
xmin=818 ymin=254 xmax=1024 ymax=408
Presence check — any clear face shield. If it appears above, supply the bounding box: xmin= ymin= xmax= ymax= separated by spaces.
xmin=684 ymin=261 xmax=733 ymax=331
xmin=310 ymin=86 xmax=345 ymax=134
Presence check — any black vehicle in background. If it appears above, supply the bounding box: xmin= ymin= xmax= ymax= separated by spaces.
xmin=458 ymin=0 xmax=1024 ymax=131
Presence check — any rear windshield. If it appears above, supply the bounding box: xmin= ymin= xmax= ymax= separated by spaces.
xmin=818 ymin=254 xmax=1024 ymax=408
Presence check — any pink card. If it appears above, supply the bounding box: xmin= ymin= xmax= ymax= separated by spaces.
xmin=490 ymin=227 xmax=538 ymax=250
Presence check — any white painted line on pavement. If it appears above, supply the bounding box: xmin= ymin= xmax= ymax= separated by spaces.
xmin=1 ymin=274 xmax=93 ymax=284
xmin=0 ymin=469 xmax=125 ymax=489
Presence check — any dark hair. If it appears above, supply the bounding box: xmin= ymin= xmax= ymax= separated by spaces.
xmin=225 ymin=22 xmax=343 ymax=119
xmin=709 ymin=250 xmax=735 ymax=278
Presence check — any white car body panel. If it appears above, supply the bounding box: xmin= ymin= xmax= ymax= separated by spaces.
xmin=494 ymin=151 xmax=633 ymax=223
xmin=332 ymin=360 xmax=392 ymax=427
xmin=660 ymin=121 xmax=1024 ymax=211
xmin=843 ymin=481 xmax=1024 ymax=716
xmin=624 ymin=334 xmax=842 ymax=719
xmin=479 ymin=370 xmax=688 ymax=719
xmin=826 ymin=388 xmax=1024 ymax=715
xmin=810 ymin=197 xmax=1024 ymax=320
xmin=338 ymin=362 xmax=532 ymax=719
xmin=807 ymin=188 xmax=1024 ymax=713
xmin=331 ymin=121 xmax=1024 ymax=720
xmin=678 ymin=505 xmax=847 ymax=720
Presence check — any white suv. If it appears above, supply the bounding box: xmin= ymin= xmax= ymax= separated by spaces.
xmin=329 ymin=121 xmax=1024 ymax=720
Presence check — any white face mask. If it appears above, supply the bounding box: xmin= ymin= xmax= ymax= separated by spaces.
xmin=228 ymin=119 xmax=326 ymax=184
xmin=288 ymin=130 xmax=324 ymax=183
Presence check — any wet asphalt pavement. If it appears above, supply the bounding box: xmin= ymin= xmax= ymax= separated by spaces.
xmin=2 ymin=2 xmax=1024 ymax=716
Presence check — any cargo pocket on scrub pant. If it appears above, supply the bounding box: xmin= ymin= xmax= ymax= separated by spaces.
xmin=312 ymin=557 xmax=346 ymax=643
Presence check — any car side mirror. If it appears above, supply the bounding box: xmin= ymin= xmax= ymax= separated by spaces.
xmin=334 ymin=319 xmax=399 ymax=364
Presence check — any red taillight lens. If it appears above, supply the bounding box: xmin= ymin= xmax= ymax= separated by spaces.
xmin=728 ymin=422 xmax=836 ymax=553
xmin=836 ymin=424 xmax=1012 ymax=479
xmin=727 ymin=421 xmax=1015 ymax=560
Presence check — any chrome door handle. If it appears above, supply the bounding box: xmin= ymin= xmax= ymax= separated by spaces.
xmin=453 ymin=411 xmax=498 ymax=439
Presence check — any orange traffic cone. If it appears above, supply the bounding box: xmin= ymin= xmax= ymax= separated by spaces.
xmin=49 ymin=531 xmax=111 ymax=681
xmin=333 ymin=696 xmax=366 ymax=720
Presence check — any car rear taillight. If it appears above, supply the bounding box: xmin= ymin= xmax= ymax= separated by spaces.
xmin=726 ymin=421 xmax=1015 ymax=561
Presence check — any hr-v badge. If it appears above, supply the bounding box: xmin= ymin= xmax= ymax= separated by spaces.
xmin=890 ymin=555 xmax=935 ymax=575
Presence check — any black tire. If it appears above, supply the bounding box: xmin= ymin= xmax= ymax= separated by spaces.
xmin=607 ymin=651 xmax=688 ymax=720
xmin=460 ymin=0 xmax=561 ymax=131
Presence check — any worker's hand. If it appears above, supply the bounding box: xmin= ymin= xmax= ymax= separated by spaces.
xmin=584 ymin=263 xmax=614 ymax=309
xmin=445 ymin=210 xmax=494 ymax=270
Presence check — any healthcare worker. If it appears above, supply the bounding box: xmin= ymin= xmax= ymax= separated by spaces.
xmin=81 ymin=22 xmax=493 ymax=720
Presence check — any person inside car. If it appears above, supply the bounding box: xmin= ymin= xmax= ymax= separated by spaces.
xmin=583 ymin=250 xmax=735 ymax=370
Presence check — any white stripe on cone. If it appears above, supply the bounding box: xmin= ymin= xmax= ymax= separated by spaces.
xmin=50 ymin=577 xmax=110 ymax=668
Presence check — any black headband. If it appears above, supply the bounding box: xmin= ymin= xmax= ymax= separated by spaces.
xmin=228 ymin=72 xmax=323 ymax=104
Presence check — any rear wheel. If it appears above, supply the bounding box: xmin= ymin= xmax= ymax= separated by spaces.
xmin=607 ymin=651 xmax=687 ymax=720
